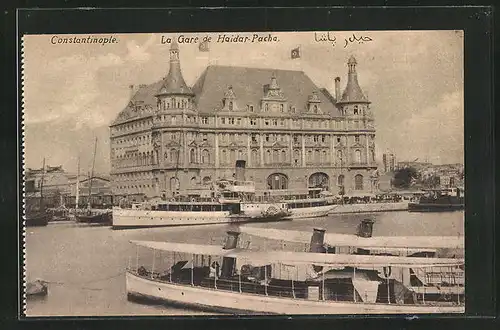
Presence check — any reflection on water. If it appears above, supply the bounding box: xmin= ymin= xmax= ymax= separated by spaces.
xmin=25 ymin=211 xmax=464 ymax=316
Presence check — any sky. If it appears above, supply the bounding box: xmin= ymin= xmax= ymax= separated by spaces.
xmin=22 ymin=31 xmax=464 ymax=174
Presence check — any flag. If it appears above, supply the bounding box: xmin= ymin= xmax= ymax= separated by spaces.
xmin=291 ymin=47 xmax=300 ymax=59
xmin=199 ymin=40 xmax=210 ymax=52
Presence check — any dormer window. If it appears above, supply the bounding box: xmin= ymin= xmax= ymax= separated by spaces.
xmin=249 ymin=105 xmax=254 ymax=112
xmin=354 ymin=105 xmax=359 ymax=115
xmin=229 ymin=101 xmax=233 ymax=111
xmin=313 ymin=105 xmax=318 ymax=113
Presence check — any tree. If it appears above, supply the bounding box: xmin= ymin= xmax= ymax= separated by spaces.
xmin=422 ymin=175 xmax=441 ymax=189
xmin=392 ymin=167 xmax=419 ymax=189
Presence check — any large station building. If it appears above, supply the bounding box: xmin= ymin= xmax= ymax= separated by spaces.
xmin=109 ymin=40 xmax=377 ymax=198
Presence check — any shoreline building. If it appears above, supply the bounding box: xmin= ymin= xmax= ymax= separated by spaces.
xmin=382 ymin=153 xmax=397 ymax=173
xmin=109 ymin=40 xmax=377 ymax=198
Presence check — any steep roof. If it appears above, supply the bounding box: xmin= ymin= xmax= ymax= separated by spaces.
xmin=192 ymin=65 xmax=340 ymax=115
xmin=338 ymin=56 xmax=370 ymax=104
xmin=112 ymin=65 xmax=342 ymax=125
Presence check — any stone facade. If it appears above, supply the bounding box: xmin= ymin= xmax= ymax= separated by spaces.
xmin=109 ymin=40 xmax=377 ymax=198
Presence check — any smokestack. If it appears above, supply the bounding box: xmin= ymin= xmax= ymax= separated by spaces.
xmin=357 ymin=219 xmax=375 ymax=238
xmin=220 ymin=231 xmax=240 ymax=278
xmin=309 ymin=228 xmax=326 ymax=273
xmin=334 ymin=77 xmax=341 ymax=102
xmin=235 ymin=160 xmax=246 ymax=182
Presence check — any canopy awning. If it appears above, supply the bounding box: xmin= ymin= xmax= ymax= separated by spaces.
xmin=130 ymin=240 xmax=464 ymax=268
xmin=238 ymin=227 xmax=464 ymax=250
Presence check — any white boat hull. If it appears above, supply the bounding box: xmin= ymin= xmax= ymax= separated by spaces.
xmin=328 ymin=202 xmax=409 ymax=215
xmin=288 ymin=204 xmax=337 ymax=219
xmin=112 ymin=208 xmax=243 ymax=228
xmin=126 ymin=272 xmax=464 ymax=315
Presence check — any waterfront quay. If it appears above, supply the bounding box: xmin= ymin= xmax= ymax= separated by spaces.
xmin=25 ymin=210 xmax=464 ymax=316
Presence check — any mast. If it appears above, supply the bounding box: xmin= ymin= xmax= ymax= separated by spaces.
xmin=40 ymin=158 xmax=46 ymax=209
xmin=76 ymin=156 xmax=80 ymax=209
xmin=88 ymin=137 xmax=98 ymax=208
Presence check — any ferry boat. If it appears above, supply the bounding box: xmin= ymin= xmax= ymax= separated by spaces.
xmin=408 ymin=188 xmax=464 ymax=212
xmin=125 ymin=230 xmax=465 ymax=315
xmin=75 ymin=208 xmax=112 ymax=225
xmin=112 ymin=161 xmax=335 ymax=229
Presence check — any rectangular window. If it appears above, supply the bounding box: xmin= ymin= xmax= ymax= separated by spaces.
xmin=293 ymin=135 xmax=299 ymax=143
xmin=280 ymin=119 xmax=285 ymax=126
xmin=229 ymin=118 xmax=235 ymax=125
xmin=202 ymin=134 xmax=207 ymax=141
xmin=236 ymin=118 xmax=241 ymax=125
xmin=221 ymin=117 xmax=226 ymax=124
xmin=202 ymin=117 xmax=208 ymax=124
xmin=337 ymin=137 xmax=341 ymax=143
xmin=313 ymin=135 xmax=319 ymax=142
xmin=250 ymin=118 xmax=257 ymax=125
xmin=265 ymin=134 xmax=270 ymax=142
xmin=272 ymin=119 xmax=278 ymax=126
xmin=355 ymin=135 xmax=360 ymax=143
xmin=251 ymin=134 xmax=257 ymax=142
xmin=321 ymin=135 xmax=326 ymax=143
xmin=264 ymin=119 xmax=270 ymax=126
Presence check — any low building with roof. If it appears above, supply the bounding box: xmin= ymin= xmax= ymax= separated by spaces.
xmin=109 ymin=39 xmax=378 ymax=198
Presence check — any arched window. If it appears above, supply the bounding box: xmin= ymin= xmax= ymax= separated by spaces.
xmin=201 ymin=149 xmax=210 ymax=164
xmin=229 ymin=149 xmax=236 ymax=165
xmin=273 ymin=150 xmax=279 ymax=163
xmin=229 ymin=101 xmax=233 ymax=111
xmin=322 ymin=150 xmax=327 ymax=164
xmin=355 ymin=149 xmax=362 ymax=163
xmin=251 ymin=149 xmax=259 ymax=166
xmin=238 ymin=149 xmax=244 ymax=161
xmin=190 ymin=149 xmax=196 ymax=164
xmin=355 ymin=174 xmax=364 ymax=190
xmin=371 ymin=150 xmax=375 ymax=162
xmin=190 ymin=176 xmax=197 ymax=186
xmin=314 ymin=149 xmax=320 ymax=163
xmin=267 ymin=173 xmax=288 ymax=190
xmin=202 ymin=176 xmax=212 ymax=185
xmin=281 ymin=150 xmax=286 ymax=163
xmin=354 ymin=105 xmax=359 ymax=115
xmin=170 ymin=177 xmax=180 ymax=191
xmin=266 ymin=150 xmax=271 ymax=164
xmin=337 ymin=150 xmax=343 ymax=164
xmin=171 ymin=97 xmax=175 ymax=108
xmin=313 ymin=105 xmax=318 ymax=113
xmin=221 ymin=149 xmax=227 ymax=165
xmin=265 ymin=103 xmax=269 ymax=112
xmin=294 ymin=149 xmax=300 ymax=166
xmin=338 ymin=175 xmax=345 ymax=186
xmin=309 ymin=172 xmax=330 ymax=190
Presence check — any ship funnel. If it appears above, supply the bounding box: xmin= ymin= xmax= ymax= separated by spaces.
xmin=221 ymin=231 xmax=240 ymax=278
xmin=235 ymin=160 xmax=246 ymax=181
xmin=357 ymin=219 xmax=375 ymax=238
xmin=309 ymin=228 xmax=326 ymax=273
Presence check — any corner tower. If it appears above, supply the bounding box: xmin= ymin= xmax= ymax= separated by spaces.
xmin=156 ymin=38 xmax=195 ymax=111
xmin=336 ymin=56 xmax=371 ymax=117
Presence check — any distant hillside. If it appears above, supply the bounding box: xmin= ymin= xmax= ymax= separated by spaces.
xmin=24 ymin=120 xmax=111 ymax=175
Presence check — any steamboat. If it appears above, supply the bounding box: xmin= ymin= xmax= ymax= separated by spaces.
xmin=408 ymin=188 xmax=464 ymax=212
xmin=112 ymin=161 xmax=336 ymax=229
xmin=125 ymin=225 xmax=464 ymax=315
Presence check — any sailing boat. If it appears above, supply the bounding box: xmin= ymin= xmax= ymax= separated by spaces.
xmin=25 ymin=158 xmax=51 ymax=227
xmin=75 ymin=138 xmax=112 ymax=225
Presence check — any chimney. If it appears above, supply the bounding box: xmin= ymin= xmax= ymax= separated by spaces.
xmin=309 ymin=228 xmax=326 ymax=273
xmin=220 ymin=231 xmax=240 ymax=278
xmin=357 ymin=219 xmax=375 ymax=238
xmin=334 ymin=77 xmax=341 ymax=102
xmin=235 ymin=160 xmax=246 ymax=182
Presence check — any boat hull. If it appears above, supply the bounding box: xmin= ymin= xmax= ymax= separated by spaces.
xmin=76 ymin=212 xmax=112 ymax=224
xmin=25 ymin=212 xmax=49 ymax=227
xmin=288 ymin=204 xmax=337 ymax=219
xmin=126 ymin=272 xmax=464 ymax=315
xmin=408 ymin=203 xmax=464 ymax=212
xmin=328 ymin=202 xmax=409 ymax=215
xmin=112 ymin=209 xmax=254 ymax=229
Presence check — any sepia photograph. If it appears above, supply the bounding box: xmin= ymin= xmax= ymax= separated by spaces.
xmin=22 ymin=30 xmax=464 ymax=316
